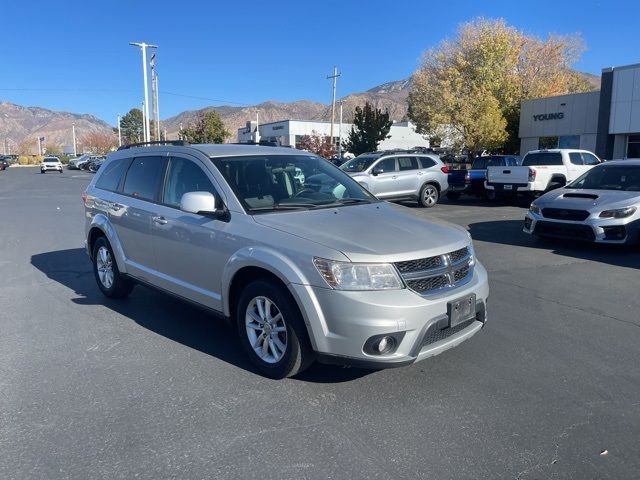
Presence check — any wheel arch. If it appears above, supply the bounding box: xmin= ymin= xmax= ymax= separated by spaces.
xmin=87 ymin=214 xmax=128 ymax=273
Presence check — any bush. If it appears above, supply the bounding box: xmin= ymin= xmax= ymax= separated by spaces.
xmin=18 ymin=155 xmax=43 ymax=165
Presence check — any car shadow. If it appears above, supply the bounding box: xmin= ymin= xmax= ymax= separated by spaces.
xmin=30 ymin=248 xmax=372 ymax=383
xmin=469 ymin=219 xmax=640 ymax=269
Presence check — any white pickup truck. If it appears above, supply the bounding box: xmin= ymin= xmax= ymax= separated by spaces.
xmin=485 ymin=149 xmax=601 ymax=196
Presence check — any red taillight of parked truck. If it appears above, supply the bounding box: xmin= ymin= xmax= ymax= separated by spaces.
xmin=528 ymin=168 xmax=537 ymax=182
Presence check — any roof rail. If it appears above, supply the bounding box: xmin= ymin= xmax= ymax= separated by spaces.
xmin=117 ymin=140 xmax=190 ymax=151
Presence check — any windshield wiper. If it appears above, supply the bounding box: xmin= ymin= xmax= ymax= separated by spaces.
xmin=251 ymin=204 xmax=312 ymax=212
xmin=335 ymin=198 xmax=374 ymax=204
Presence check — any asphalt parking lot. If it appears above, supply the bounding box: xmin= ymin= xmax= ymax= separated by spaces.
xmin=1 ymin=166 xmax=639 ymax=480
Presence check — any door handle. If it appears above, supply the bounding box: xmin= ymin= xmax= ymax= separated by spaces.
xmin=392 ymin=175 xmax=397 ymax=179
xmin=417 ymin=171 xmax=424 ymax=176
xmin=152 ymin=216 xmax=168 ymax=225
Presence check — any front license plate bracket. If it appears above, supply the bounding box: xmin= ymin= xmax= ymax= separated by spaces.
xmin=447 ymin=294 xmax=477 ymax=328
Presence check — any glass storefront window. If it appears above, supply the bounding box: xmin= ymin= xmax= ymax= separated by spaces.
xmin=538 ymin=137 xmax=558 ymax=149
xmin=559 ymin=135 xmax=580 ymax=149
xmin=627 ymin=135 xmax=640 ymax=159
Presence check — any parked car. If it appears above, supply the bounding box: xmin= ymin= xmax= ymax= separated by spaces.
xmin=68 ymin=154 xmax=91 ymax=170
xmin=0 ymin=157 xmax=9 ymax=171
xmin=83 ymin=142 xmax=489 ymax=378
xmin=340 ymin=150 xmax=449 ymax=207
xmin=524 ymin=159 xmax=640 ymax=244
xmin=447 ymin=155 xmax=522 ymax=201
xmin=83 ymin=156 xmax=106 ymax=172
xmin=485 ymin=149 xmax=600 ymax=198
xmin=41 ymin=156 xmax=63 ymax=174
xmin=88 ymin=157 xmax=106 ymax=173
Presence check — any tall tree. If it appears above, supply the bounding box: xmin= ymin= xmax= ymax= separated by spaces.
xmin=181 ymin=110 xmax=230 ymax=144
xmin=343 ymin=102 xmax=392 ymax=156
xmin=408 ymin=18 xmax=593 ymax=154
xmin=83 ymin=131 xmax=118 ymax=154
xmin=118 ymin=108 xmax=144 ymax=144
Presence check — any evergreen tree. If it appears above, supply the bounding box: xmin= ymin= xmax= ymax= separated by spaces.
xmin=343 ymin=102 xmax=392 ymax=156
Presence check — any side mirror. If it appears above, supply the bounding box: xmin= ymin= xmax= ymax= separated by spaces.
xmin=180 ymin=191 xmax=217 ymax=215
xmin=371 ymin=166 xmax=383 ymax=176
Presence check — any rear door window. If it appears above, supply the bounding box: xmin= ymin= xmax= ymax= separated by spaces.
xmin=569 ymin=153 xmax=583 ymax=165
xmin=375 ymin=157 xmax=397 ymax=173
xmin=95 ymin=158 xmax=131 ymax=192
xmin=397 ymin=157 xmax=419 ymax=171
xmin=122 ymin=156 xmax=165 ymax=201
xmin=523 ymin=153 xmax=563 ymax=166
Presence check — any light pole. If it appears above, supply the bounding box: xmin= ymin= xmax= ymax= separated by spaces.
xmin=141 ymin=101 xmax=146 ymax=143
xmin=338 ymin=101 xmax=343 ymax=158
xmin=117 ymin=114 xmax=122 ymax=146
xmin=130 ymin=41 xmax=157 ymax=142
xmin=72 ymin=123 xmax=77 ymax=156
xmin=326 ymin=66 xmax=341 ymax=148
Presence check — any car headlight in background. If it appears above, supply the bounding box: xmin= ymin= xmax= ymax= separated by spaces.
xmin=599 ymin=207 xmax=636 ymax=219
xmin=529 ymin=203 xmax=541 ymax=215
xmin=313 ymin=258 xmax=403 ymax=290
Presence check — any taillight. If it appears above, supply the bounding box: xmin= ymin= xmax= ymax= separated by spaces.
xmin=528 ymin=168 xmax=537 ymax=182
xmin=441 ymin=166 xmax=449 ymax=174
xmin=81 ymin=190 xmax=88 ymax=205
xmin=465 ymin=174 xmax=471 ymax=184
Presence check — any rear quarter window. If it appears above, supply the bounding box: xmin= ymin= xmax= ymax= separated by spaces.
xmin=95 ymin=158 xmax=131 ymax=192
xmin=523 ymin=153 xmax=563 ymax=166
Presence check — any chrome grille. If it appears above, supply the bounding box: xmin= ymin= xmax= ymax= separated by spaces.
xmin=394 ymin=246 xmax=474 ymax=295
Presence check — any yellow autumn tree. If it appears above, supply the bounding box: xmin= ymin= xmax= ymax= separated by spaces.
xmin=408 ymin=18 xmax=594 ymax=154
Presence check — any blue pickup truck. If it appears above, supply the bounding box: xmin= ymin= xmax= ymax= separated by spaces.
xmin=447 ymin=155 xmax=521 ymax=201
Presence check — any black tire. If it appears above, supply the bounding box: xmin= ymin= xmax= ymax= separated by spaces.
xmin=236 ymin=279 xmax=314 ymax=379
xmin=40 ymin=170 xmax=45 ymax=174
xmin=418 ymin=183 xmax=440 ymax=208
xmin=446 ymin=191 xmax=461 ymax=201
xmin=92 ymin=236 xmax=134 ymax=298
xmin=483 ymin=188 xmax=496 ymax=201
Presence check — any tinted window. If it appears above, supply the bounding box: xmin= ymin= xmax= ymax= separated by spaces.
xmin=523 ymin=152 xmax=563 ymax=166
xmin=418 ymin=157 xmax=436 ymax=168
xmin=122 ymin=157 xmax=164 ymax=201
xmin=95 ymin=158 xmax=130 ymax=192
xmin=163 ymin=157 xmax=217 ymax=208
xmin=376 ymin=157 xmax=396 ymax=173
xmin=397 ymin=156 xmax=419 ymax=171
xmin=471 ymin=158 xmax=488 ymax=169
xmin=568 ymin=165 xmax=640 ymax=191
xmin=569 ymin=152 xmax=583 ymax=165
xmin=582 ymin=153 xmax=600 ymax=165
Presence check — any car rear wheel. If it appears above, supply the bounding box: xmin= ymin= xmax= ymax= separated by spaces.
xmin=419 ymin=184 xmax=439 ymax=208
xmin=236 ymin=280 xmax=314 ymax=379
xmin=483 ymin=188 xmax=496 ymax=201
xmin=92 ymin=237 xmax=134 ymax=298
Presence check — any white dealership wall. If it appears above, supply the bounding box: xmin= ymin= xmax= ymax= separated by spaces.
xmin=608 ymin=64 xmax=640 ymax=158
xmin=238 ymin=120 xmax=429 ymax=151
xmin=518 ymin=91 xmax=600 ymax=155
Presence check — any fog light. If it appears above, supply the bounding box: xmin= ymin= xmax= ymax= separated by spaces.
xmin=363 ymin=332 xmax=404 ymax=355
xmin=375 ymin=336 xmax=396 ymax=354
xmin=524 ymin=217 xmax=533 ymax=230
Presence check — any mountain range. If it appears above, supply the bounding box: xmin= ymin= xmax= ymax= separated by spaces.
xmin=0 ymin=72 xmax=600 ymax=151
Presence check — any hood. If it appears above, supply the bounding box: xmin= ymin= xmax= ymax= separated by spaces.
xmin=537 ymin=188 xmax=640 ymax=212
xmin=252 ymin=202 xmax=470 ymax=263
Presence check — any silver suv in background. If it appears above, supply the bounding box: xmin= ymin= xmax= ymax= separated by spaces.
xmin=41 ymin=156 xmax=63 ymax=173
xmin=340 ymin=150 xmax=449 ymax=207
xmin=83 ymin=142 xmax=488 ymax=378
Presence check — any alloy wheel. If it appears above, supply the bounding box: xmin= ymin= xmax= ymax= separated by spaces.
xmin=423 ymin=185 xmax=438 ymax=206
xmin=245 ymin=296 xmax=288 ymax=364
xmin=96 ymin=246 xmax=114 ymax=289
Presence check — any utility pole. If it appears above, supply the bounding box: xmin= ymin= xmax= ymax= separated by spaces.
xmin=141 ymin=101 xmax=147 ymax=143
xmin=72 ymin=123 xmax=77 ymax=156
xmin=338 ymin=101 xmax=343 ymax=158
xmin=326 ymin=66 xmax=341 ymax=149
xmin=130 ymin=42 xmax=157 ymax=142
xmin=117 ymin=114 xmax=122 ymax=146
xmin=150 ymin=53 xmax=160 ymax=141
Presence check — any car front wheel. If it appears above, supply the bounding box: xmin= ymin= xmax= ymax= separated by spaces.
xmin=419 ymin=184 xmax=439 ymax=208
xmin=236 ymin=280 xmax=314 ymax=379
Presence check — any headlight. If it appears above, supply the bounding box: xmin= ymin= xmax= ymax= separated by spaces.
xmin=313 ymin=257 xmax=403 ymax=290
xmin=529 ymin=203 xmax=541 ymax=215
xmin=599 ymin=207 xmax=636 ymax=219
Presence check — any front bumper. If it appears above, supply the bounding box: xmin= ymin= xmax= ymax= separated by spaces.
xmin=523 ymin=212 xmax=640 ymax=244
xmin=41 ymin=166 xmax=63 ymax=171
xmin=289 ymin=261 xmax=489 ymax=368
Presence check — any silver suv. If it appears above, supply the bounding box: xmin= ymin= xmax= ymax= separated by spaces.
xmin=340 ymin=151 xmax=449 ymax=207
xmin=83 ymin=142 xmax=488 ymax=378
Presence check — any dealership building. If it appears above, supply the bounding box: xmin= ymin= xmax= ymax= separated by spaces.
xmin=237 ymin=119 xmax=429 ymax=151
xmin=519 ymin=62 xmax=640 ymax=159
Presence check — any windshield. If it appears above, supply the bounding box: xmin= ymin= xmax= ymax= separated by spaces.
xmin=214 ymin=154 xmax=377 ymax=213
xmin=340 ymin=155 xmax=379 ymax=173
xmin=44 ymin=159 xmax=59 ymax=163
xmin=567 ymin=164 xmax=640 ymax=191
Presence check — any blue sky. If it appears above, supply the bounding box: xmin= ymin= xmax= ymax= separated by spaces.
xmin=1 ymin=0 xmax=639 ymax=125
